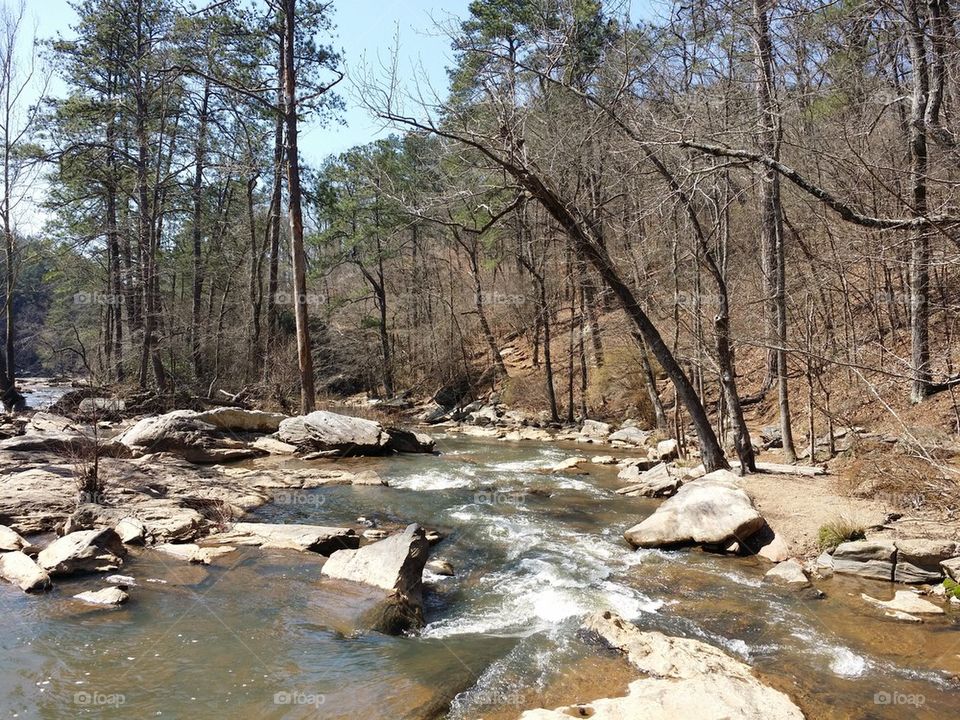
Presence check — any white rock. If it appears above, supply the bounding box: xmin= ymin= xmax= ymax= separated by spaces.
xmin=861 ymin=590 xmax=945 ymax=615
xmin=73 ymin=587 xmax=129 ymax=605
xmin=764 ymin=559 xmax=810 ymax=587
xmin=0 ymin=551 xmax=51 ymax=592
xmin=624 ymin=470 xmax=766 ymax=549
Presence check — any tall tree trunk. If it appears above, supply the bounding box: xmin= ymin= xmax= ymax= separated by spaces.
xmin=283 ymin=0 xmax=316 ymax=413
xmin=753 ymin=0 xmax=795 ymax=461
xmin=906 ymin=0 xmax=932 ymax=403
xmin=264 ymin=31 xmax=285 ymax=371
xmin=191 ymin=80 xmax=210 ymax=382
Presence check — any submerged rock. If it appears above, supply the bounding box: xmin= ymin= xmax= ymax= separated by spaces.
xmin=0 ymin=550 xmax=52 ymax=592
xmin=73 ymin=587 xmax=129 ymax=606
xmin=520 ymin=611 xmax=805 ymax=719
xmin=623 ymin=470 xmax=765 ymax=549
xmin=861 ymin=590 xmax=944 ymax=616
xmin=319 ymin=524 xmax=429 ymax=634
xmin=425 ymin=559 xmax=454 ymax=576
xmin=37 ymin=528 xmax=126 ymax=576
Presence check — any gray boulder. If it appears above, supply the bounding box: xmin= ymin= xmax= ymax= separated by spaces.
xmin=616 ymin=462 xmax=682 ymax=498
xmin=609 ymin=426 xmax=650 ymax=446
xmin=942 ymin=556 xmax=960 ymax=581
xmin=764 ymin=559 xmax=810 ymax=587
xmin=319 ymin=524 xmax=429 ymax=634
xmin=278 ymin=411 xmax=389 ymax=455
xmin=894 ymin=539 xmax=959 ymax=584
xmin=384 ymin=427 xmax=435 ymax=454
xmin=37 ymin=528 xmax=127 ymax=576
xmin=624 ymin=470 xmax=766 ymax=549
xmin=194 ymin=407 xmax=287 ymax=433
xmin=118 ymin=410 xmax=264 ymax=463
xmin=831 ymin=539 xmax=896 ymax=582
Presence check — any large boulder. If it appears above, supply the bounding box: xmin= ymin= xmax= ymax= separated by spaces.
xmin=623 ymin=471 xmax=766 ymax=549
xmin=518 ymin=611 xmax=804 ymax=720
xmin=37 ymin=528 xmax=126 ymax=576
xmin=831 ymin=539 xmax=896 ymax=582
xmin=0 ymin=551 xmax=51 ymax=592
xmin=893 ymin=539 xmax=959 ymax=584
xmin=278 ymin=411 xmax=389 ymax=455
xmin=207 ymin=522 xmax=358 ymax=554
xmin=319 ymin=524 xmax=429 ymax=634
xmin=117 ymin=410 xmax=264 ymax=463
xmin=194 ymin=407 xmax=287 ymax=434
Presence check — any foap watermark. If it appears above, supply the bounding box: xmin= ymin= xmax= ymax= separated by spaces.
xmin=473 ymin=490 xmax=526 ymax=506
xmin=273 ymin=690 xmax=325 ymax=708
xmin=73 ymin=291 xmax=121 ymax=306
xmin=472 ymin=689 xmax=525 ymax=707
xmin=481 ymin=290 xmax=529 ymax=307
xmin=874 ymin=690 xmax=925 ymax=707
xmin=74 ymin=691 xmax=126 ymax=708
xmin=271 ymin=490 xmax=326 ymax=509
xmin=272 ymin=291 xmax=324 ymax=307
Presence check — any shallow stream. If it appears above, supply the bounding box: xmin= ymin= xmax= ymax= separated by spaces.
xmin=1 ymin=433 xmax=957 ymax=718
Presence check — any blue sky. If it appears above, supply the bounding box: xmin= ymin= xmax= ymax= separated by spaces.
xmin=29 ymin=0 xmax=472 ymax=165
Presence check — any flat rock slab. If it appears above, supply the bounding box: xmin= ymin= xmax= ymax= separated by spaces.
xmin=154 ymin=543 xmax=236 ymax=565
xmin=862 ymin=590 xmax=944 ymax=616
xmin=608 ymin=427 xmax=650 ymax=446
xmin=73 ymin=587 xmax=129 ymax=605
xmin=194 ymin=407 xmax=287 ymax=434
xmin=623 ymin=470 xmax=766 ymax=549
xmin=207 ymin=522 xmax=358 ymax=554
xmin=832 ymin=540 xmax=896 ymax=582
xmin=320 ymin=524 xmax=429 ymax=634
xmin=0 ymin=551 xmax=52 ymax=592
xmin=522 ymin=611 xmax=805 ymax=720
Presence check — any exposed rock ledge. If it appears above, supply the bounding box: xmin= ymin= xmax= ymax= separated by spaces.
xmin=518 ymin=611 xmax=804 ymax=719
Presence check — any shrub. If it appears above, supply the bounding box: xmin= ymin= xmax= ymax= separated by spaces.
xmin=817 ymin=516 xmax=866 ymax=552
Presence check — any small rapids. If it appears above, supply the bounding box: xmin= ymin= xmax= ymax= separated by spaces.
xmin=0 ymin=433 xmax=956 ymax=719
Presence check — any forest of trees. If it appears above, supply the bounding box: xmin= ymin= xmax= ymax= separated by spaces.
xmin=2 ymin=0 xmax=960 ymax=474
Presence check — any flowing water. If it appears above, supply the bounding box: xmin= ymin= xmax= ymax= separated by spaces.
xmin=0 ymin=433 xmax=957 ymax=719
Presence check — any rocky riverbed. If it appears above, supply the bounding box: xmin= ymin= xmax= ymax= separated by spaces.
xmin=0 ymin=392 xmax=958 ymax=718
